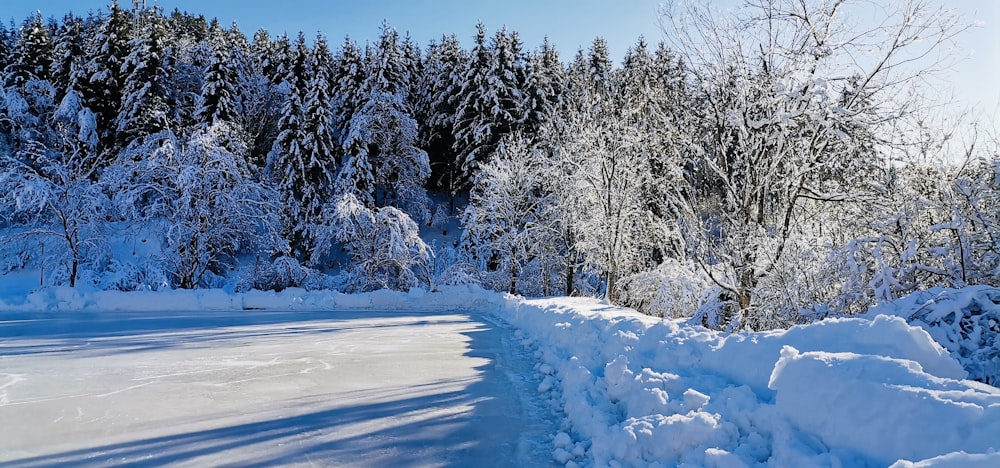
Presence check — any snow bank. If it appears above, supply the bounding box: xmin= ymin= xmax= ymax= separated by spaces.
xmin=499 ymin=297 xmax=1000 ymax=467
xmin=770 ymin=346 xmax=1000 ymax=465
xmin=0 ymin=285 xmax=504 ymax=314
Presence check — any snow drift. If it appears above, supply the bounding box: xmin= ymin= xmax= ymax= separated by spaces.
xmin=500 ymin=296 xmax=1000 ymax=467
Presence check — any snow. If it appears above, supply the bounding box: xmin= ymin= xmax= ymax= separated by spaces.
xmin=0 ymin=288 xmax=551 ymax=466
xmin=501 ymin=296 xmax=1000 ymax=467
xmin=2 ymin=285 xmax=999 ymax=466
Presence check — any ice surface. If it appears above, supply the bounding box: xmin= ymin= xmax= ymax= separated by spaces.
xmin=0 ymin=293 xmax=555 ymax=466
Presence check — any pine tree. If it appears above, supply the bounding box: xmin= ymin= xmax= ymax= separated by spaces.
xmin=0 ymin=22 xmax=12 ymax=75
xmin=243 ymin=28 xmax=282 ymax=167
xmin=194 ymin=30 xmax=239 ymax=126
xmin=50 ymin=13 xmax=87 ymax=98
xmin=266 ymin=32 xmax=337 ymax=259
xmin=524 ymin=37 xmax=564 ymax=138
xmin=400 ymin=31 xmax=423 ymax=96
xmin=115 ymin=12 xmax=172 ymax=149
xmin=588 ymin=37 xmax=613 ymax=95
xmin=333 ymin=37 xmax=365 ymax=145
xmin=451 ymin=22 xmax=492 ymax=189
xmin=421 ymin=34 xmax=468 ymax=208
xmin=299 ymin=33 xmax=338 ymax=209
xmin=79 ymin=0 xmax=132 ymax=157
xmin=343 ymin=23 xmax=430 ymax=221
xmin=452 ymin=23 xmax=529 ymax=187
xmin=4 ymin=12 xmax=55 ymax=87
xmin=269 ymin=33 xmax=296 ymax=88
xmin=488 ymin=27 xmax=528 ymax=136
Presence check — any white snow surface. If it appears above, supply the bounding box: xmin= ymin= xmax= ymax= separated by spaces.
xmin=2 ymin=285 xmax=999 ymax=466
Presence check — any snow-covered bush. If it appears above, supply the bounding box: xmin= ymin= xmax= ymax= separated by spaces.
xmin=0 ymin=86 xmax=109 ymax=288
xmin=315 ymin=193 xmax=432 ymax=292
xmin=618 ymin=259 xmax=711 ymax=318
xmin=833 ymin=155 xmax=1000 ymax=316
xmin=108 ymin=125 xmax=284 ymax=289
xmin=425 ymin=241 xmax=480 ymax=290
xmin=93 ymin=256 xmax=170 ymax=291
xmin=235 ymin=255 xmax=334 ymax=292
xmin=871 ymin=286 xmax=1000 ymax=385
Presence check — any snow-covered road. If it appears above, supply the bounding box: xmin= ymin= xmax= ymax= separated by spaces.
xmin=0 ymin=309 xmax=557 ymax=466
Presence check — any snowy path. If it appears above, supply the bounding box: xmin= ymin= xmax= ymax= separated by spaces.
xmin=0 ymin=309 xmax=557 ymax=467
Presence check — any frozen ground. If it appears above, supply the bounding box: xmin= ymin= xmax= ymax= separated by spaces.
xmin=0 ymin=305 xmax=557 ymax=466
xmin=1 ymin=286 xmax=999 ymax=467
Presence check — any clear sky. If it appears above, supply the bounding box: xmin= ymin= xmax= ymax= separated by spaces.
xmin=0 ymin=0 xmax=997 ymax=118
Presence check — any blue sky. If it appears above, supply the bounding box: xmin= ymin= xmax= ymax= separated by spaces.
xmin=0 ymin=0 xmax=997 ymax=115
xmin=0 ymin=0 xmax=665 ymax=63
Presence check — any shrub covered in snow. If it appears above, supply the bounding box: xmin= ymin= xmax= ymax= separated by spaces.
xmin=617 ymin=259 xmax=711 ymax=318
xmin=869 ymin=286 xmax=1000 ymax=385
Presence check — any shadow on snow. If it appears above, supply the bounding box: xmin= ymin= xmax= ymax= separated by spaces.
xmin=1 ymin=307 xmax=558 ymax=467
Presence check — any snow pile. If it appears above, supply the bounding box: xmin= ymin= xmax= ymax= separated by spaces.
xmin=867 ymin=286 xmax=1000 ymax=385
xmin=500 ymin=297 xmax=1000 ymax=467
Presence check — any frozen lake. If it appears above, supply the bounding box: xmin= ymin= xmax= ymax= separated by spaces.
xmin=0 ymin=309 xmax=557 ymax=466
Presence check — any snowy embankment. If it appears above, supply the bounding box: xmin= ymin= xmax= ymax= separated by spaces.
xmin=2 ymin=285 xmax=998 ymax=466
xmin=501 ymin=296 xmax=1000 ymax=467
xmin=0 ymin=284 xmax=503 ymax=314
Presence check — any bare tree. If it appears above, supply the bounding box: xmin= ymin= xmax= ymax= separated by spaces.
xmin=660 ymin=0 xmax=970 ymax=328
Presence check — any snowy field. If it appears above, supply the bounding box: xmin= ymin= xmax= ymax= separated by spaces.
xmin=2 ymin=286 xmax=999 ymax=467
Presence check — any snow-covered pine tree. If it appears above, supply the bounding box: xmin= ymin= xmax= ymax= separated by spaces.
xmin=0 ymin=22 xmax=12 ymax=75
xmin=400 ymin=31 xmax=423 ymax=98
xmin=616 ymin=37 xmax=686 ymax=253
xmin=165 ymin=8 xmax=209 ymax=45
xmin=4 ymin=12 xmax=54 ymax=88
xmin=488 ymin=27 xmax=529 ymax=136
xmin=297 ymin=33 xmax=339 ymax=226
xmin=50 ymin=13 xmax=87 ymax=99
xmin=194 ymin=28 xmax=239 ymax=126
xmin=523 ymin=37 xmax=565 ymax=139
xmin=420 ymin=34 xmax=468 ymax=210
xmin=265 ymin=32 xmax=317 ymax=258
xmin=421 ymin=34 xmax=469 ymax=214
xmin=78 ymin=0 xmax=132 ymax=158
xmin=241 ymin=29 xmax=282 ymax=167
xmin=587 ymin=37 xmax=612 ymax=91
xmin=332 ymin=37 xmax=365 ymax=145
xmin=343 ymin=23 xmax=430 ymax=222
xmin=115 ymin=11 xmax=172 ymax=152
xmin=269 ymin=33 xmax=296 ymax=88
xmin=226 ymin=22 xmax=251 ymax=61
xmin=450 ymin=22 xmax=491 ymax=191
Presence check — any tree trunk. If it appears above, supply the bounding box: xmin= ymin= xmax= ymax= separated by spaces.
xmin=508 ymin=263 xmax=518 ymax=295
xmin=605 ymin=272 xmax=616 ymax=303
xmin=69 ymin=258 xmax=78 ymax=288
xmin=565 ymin=262 xmax=574 ymax=297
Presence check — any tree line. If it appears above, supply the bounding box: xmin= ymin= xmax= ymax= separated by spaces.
xmin=0 ymin=0 xmax=995 ymax=330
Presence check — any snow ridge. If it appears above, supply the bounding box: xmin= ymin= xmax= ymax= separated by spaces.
xmin=499 ymin=297 xmax=1000 ymax=467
